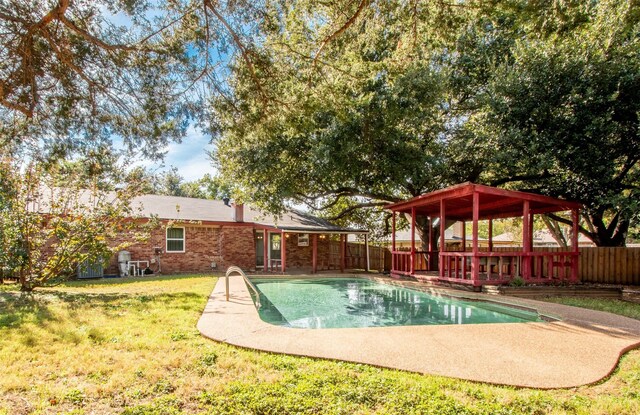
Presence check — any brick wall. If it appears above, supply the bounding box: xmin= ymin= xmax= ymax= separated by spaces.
xmin=283 ymin=233 xmax=333 ymax=271
xmin=107 ymin=221 xmax=257 ymax=275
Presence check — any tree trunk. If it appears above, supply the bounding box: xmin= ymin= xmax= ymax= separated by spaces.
xmin=541 ymin=215 xmax=568 ymax=248
xmin=589 ymin=211 xmax=629 ymax=247
xmin=413 ymin=216 xmax=457 ymax=271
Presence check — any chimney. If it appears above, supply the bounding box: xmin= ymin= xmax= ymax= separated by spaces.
xmin=232 ymin=203 xmax=244 ymax=222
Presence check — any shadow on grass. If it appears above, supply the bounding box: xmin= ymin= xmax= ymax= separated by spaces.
xmin=59 ymin=273 xmax=218 ymax=288
xmin=0 ymin=289 xmax=204 ymax=330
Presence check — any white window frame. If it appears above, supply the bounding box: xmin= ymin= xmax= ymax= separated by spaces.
xmin=166 ymin=226 xmax=185 ymax=253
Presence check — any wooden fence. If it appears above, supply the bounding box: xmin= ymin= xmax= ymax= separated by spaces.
xmin=329 ymin=242 xmax=389 ymax=272
xmin=388 ymin=246 xmax=640 ymax=285
xmin=575 ymin=247 xmax=640 ymax=285
xmin=474 ymin=247 xmax=640 ymax=285
xmin=333 ymin=244 xmax=640 ymax=285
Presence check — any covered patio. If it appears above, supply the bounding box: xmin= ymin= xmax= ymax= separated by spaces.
xmin=254 ymin=227 xmax=371 ymax=274
xmin=386 ymin=183 xmax=582 ymax=287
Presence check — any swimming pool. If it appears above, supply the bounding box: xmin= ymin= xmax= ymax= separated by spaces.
xmin=249 ymin=277 xmax=543 ymax=329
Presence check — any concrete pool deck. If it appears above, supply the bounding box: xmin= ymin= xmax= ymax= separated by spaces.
xmin=197 ymin=274 xmax=640 ymax=389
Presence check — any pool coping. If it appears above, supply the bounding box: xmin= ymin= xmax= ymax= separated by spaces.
xmin=197 ymin=273 xmax=640 ymax=389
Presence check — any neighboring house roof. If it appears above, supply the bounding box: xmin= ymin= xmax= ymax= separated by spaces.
xmin=130 ymin=194 xmax=367 ymax=234
xmin=492 ymin=230 xmax=594 ymax=246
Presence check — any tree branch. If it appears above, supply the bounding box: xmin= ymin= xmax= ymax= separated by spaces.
xmin=328 ymin=201 xmax=387 ymax=221
xmin=489 ymin=170 xmax=552 ymax=187
xmin=313 ymin=0 xmax=369 ymax=66
xmin=59 ymin=15 xmax=138 ymax=51
xmin=204 ymin=0 xmax=267 ymax=102
xmin=546 ymin=212 xmax=594 ymax=241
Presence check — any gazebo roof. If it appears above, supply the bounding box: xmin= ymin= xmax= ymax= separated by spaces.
xmin=386 ymin=182 xmax=581 ymax=220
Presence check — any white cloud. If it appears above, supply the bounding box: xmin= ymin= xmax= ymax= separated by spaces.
xmin=164 ymin=127 xmax=216 ymax=181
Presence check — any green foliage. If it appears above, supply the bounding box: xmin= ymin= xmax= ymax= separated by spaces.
xmin=150 ymin=169 xmax=230 ymax=200
xmin=509 ymin=276 xmax=526 ymax=287
xmin=0 ymin=154 xmax=156 ymax=291
xmin=211 ymin=0 xmax=640 ymax=246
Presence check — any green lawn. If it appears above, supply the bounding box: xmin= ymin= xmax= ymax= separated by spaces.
xmin=1 ymin=276 xmax=640 ymax=414
xmin=542 ymin=297 xmax=640 ymax=321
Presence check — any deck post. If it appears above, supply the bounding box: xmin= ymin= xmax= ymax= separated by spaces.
xmin=571 ymin=208 xmax=579 ymax=282
xmin=488 ymin=219 xmax=493 ymax=252
xmin=439 ymin=199 xmax=446 ymax=278
xmin=522 ymin=201 xmax=531 ymax=280
xmin=312 ymin=233 xmax=318 ymax=274
xmin=461 ymin=220 xmax=466 ymax=251
xmin=472 ymin=191 xmax=480 ymax=284
xmin=340 ymin=234 xmax=346 ymax=273
xmin=410 ymin=207 xmax=416 ymax=274
xmin=391 ymin=211 xmax=396 ymax=272
xmin=427 ymin=217 xmax=432 ymax=252
xmin=263 ymin=229 xmax=269 ymax=272
xmin=281 ymin=231 xmax=287 ymax=273
xmin=365 ymin=233 xmax=370 ymax=272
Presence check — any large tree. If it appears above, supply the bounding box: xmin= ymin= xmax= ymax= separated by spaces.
xmin=212 ymin=0 xmax=640 ymax=246
xmin=471 ymin=0 xmax=640 ymax=246
xmin=213 ymin=0 xmax=480 ymax=243
xmin=0 ymin=0 xmax=279 ymax=160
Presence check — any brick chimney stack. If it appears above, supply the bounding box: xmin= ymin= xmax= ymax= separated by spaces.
xmin=233 ymin=203 xmax=244 ymax=222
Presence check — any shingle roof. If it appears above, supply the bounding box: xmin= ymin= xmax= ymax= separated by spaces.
xmin=130 ymin=194 xmax=366 ymax=233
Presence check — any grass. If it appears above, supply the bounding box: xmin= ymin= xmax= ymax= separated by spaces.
xmin=542 ymin=297 xmax=640 ymax=321
xmin=0 ymin=276 xmax=639 ymax=414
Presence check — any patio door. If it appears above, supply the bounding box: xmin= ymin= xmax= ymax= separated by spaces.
xmin=269 ymin=233 xmax=282 ymax=262
xmin=255 ymin=232 xmax=265 ymax=268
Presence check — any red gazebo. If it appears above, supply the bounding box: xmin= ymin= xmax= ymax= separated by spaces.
xmin=386 ymin=183 xmax=582 ymax=287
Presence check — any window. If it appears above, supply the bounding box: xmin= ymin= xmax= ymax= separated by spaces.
xmin=166 ymin=227 xmax=185 ymax=252
xmin=298 ymin=233 xmax=309 ymax=247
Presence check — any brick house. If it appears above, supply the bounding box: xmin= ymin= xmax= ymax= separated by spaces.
xmin=108 ymin=194 xmax=369 ymax=275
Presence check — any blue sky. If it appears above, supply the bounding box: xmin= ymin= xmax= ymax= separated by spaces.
xmin=147 ymin=126 xmax=216 ymax=181
xmin=102 ymin=7 xmax=218 ymax=181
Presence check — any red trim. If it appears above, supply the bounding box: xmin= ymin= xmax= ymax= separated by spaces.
xmin=281 ymin=231 xmax=287 ymax=273
xmin=340 ymin=234 xmax=346 ymax=273
xmin=439 ymin=199 xmax=445 ymax=278
xmin=312 ymin=233 xmax=318 ymax=274
xmin=488 ymin=219 xmax=493 ymax=252
xmin=472 ymin=191 xmax=480 ymax=281
xmin=263 ymin=229 xmax=268 ymax=272
xmin=410 ymin=207 xmax=416 ymax=274
xmin=386 ymin=182 xmax=581 ymax=214
xmin=522 ymin=201 xmax=531 ymax=279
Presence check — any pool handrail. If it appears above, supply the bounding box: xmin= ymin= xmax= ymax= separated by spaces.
xmin=225 ymin=266 xmax=261 ymax=308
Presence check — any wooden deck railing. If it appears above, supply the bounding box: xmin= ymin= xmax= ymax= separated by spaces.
xmin=391 ymin=246 xmax=640 ymax=286
xmin=439 ymin=251 xmax=579 ymax=286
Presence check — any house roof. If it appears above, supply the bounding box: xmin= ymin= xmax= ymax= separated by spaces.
xmin=29 ymin=188 xmax=367 ymax=234
xmin=492 ymin=230 xmax=593 ymax=245
xmin=130 ymin=194 xmax=367 ymax=234
xmin=386 ymin=182 xmax=581 ymax=220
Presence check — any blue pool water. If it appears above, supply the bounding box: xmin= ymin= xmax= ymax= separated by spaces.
xmin=249 ymin=278 xmax=543 ymax=329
